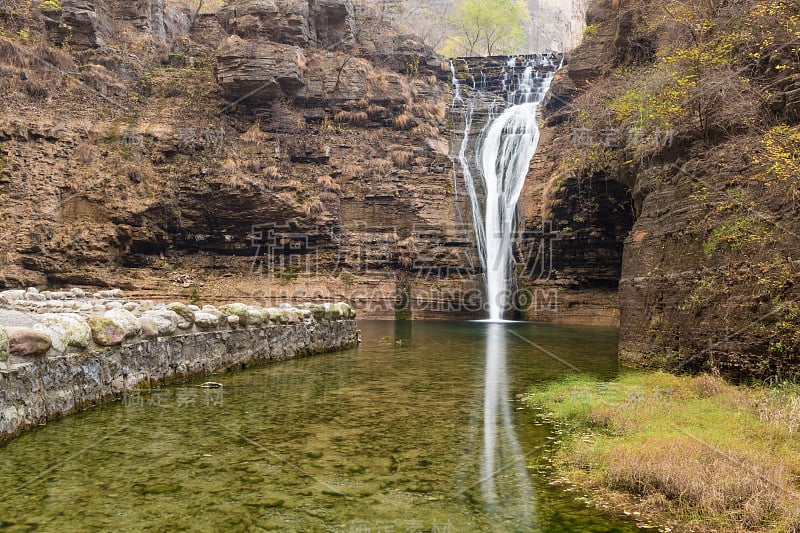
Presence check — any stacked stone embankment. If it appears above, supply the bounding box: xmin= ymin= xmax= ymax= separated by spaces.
xmin=0 ymin=288 xmax=359 ymax=441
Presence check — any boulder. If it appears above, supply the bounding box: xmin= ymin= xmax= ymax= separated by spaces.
xmin=36 ymin=313 xmax=92 ymax=349
xmin=167 ymin=302 xmax=195 ymax=329
xmin=219 ymin=303 xmax=250 ymax=324
xmin=307 ymin=304 xmax=326 ymax=320
xmin=139 ymin=317 xmax=159 ymax=339
xmin=0 ymin=290 xmax=25 ymax=304
xmin=34 ymin=323 xmax=68 ymax=353
xmin=246 ymin=306 xmax=270 ymax=326
xmin=217 ymin=0 xmax=313 ymax=46
xmin=215 ymin=36 xmax=307 ymax=103
xmin=86 ymin=316 xmax=126 ymax=347
xmin=104 ymin=309 xmax=141 ymax=339
xmin=141 ymin=310 xmax=180 ymax=336
xmin=70 ymin=287 xmax=87 ymax=298
xmin=194 ymin=312 xmax=220 ymax=330
xmin=5 ymin=327 xmax=52 ymax=357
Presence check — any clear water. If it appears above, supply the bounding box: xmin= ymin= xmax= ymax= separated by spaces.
xmin=0 ymin=321 xmax=638 ymax=532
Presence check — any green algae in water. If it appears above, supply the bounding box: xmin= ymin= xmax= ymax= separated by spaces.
xmin=0 ymin=321 xmax=641 ymax=532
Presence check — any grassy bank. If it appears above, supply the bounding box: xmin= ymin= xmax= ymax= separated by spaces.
xmin=525 ymin=372 xmax=800 ymax=532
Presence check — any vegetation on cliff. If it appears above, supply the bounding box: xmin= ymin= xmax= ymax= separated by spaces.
xmin=544 ymin=0 xmax=800 ymax=379
xmin=0 ymin=1 xmax=458 ymax=312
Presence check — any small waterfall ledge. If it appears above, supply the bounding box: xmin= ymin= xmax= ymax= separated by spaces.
xmin=0 ymin=288 xmax=359 ymax=441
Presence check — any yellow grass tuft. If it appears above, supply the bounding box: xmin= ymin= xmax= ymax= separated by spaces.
xmin=526 ymin=372 xmax=800 ymax=532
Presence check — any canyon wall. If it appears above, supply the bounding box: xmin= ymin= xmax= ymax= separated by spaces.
xmin=0 ymin=0 xmax=479 ymax=319
xmin=525 ymin=0 xmax=800 ymax=379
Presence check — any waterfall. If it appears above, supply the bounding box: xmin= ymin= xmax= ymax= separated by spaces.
xmin=454 ymin=56 xmax=560 ymax=321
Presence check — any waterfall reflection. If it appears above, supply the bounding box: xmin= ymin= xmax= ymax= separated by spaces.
xmin=481 ymin=323 xmax=536 ymax=526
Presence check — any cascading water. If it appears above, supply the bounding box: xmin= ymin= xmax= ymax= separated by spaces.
xmin=451 ymin=54 xmax=562 ymax=525
xmin=454 ymin=56 xmax=560 ymax=320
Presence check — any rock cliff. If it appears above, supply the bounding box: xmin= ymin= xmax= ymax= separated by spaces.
xmin=525 ymin=0 xmax=800 ymax=379
xmin=0 ymin=0 xmax=471 ymax=318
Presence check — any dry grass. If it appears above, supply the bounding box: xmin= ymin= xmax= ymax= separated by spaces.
xmin=240 ymin=120 xmax=269 ymax=145
xmin=316 ymin=174 xmax=341 ymax=193
xmin=280 ymin=179 xmax=302 ymax=190
xmin=264 ymin=166 xmax=280 ymax=180
xmin=334 ymin=110 xmax=368 ymax=125
xmin=303 ymin=198 xmax=326 ymax=217
xmin=390 ymin=149 xmax=413 ymax=168
xmin=410 ymin=123 xmax=439 ymax=137
xmin=340 ymin=163 xmax=366 ymax=179
xmin=393 ymin=113 xmax=413 ymax=130
xmin=221 ymin=158 xmax=238 ymax=174
xmin=408 ymin=102 xmax=446 ymax=123
xmin=526 ymin=372 xmax=800 ymax=532
xmin=319 ymin=191 xmax=339 ymax=204
xmin=365 ymin=158 xmax=393 ymax=178
xmin=367 ymin=104 xmax=387 ymax=119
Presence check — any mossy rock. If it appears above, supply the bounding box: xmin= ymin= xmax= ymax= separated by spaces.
xmin=140 ymin=317 xmax=159 ymax=339
xmin=324 ymin=303 xmax=341 ymax=320
xmin=193 ymin=311 xmax=220 ymax=330
xmin=87 ymin=316 xmax=126 ymax=346
xmin=167 ymin=302 xmax=195 ymax=329
xmin=307 ymin=305 xmax=326 ymax=320
xmin=219 ymin=303 xmax=250 ymax=324
xmin=0 ymin=326 xmax=8 ymax=361
xmin=246 ymin=306 xmax=270 ymax=326
xmin=37 ymin=313 xmax=91 ymax=349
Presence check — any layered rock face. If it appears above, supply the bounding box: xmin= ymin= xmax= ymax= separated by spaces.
xmin=0 ymin=0 xmax=473 ymax=318
xmin=526 ymin=0 xmax=800 ymax=379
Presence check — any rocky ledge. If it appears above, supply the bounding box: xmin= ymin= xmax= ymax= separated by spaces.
xmin=0 ymin=288 xmax=359 ymax=441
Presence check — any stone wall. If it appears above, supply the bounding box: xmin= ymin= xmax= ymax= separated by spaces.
xmin=0 ymin=288 xmax=359 ymax=441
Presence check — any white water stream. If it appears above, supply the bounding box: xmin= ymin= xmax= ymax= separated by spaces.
xmin=455 ymin=56 xmax=559 ymax=321
xmin=453 ymin=55 xmax=560 ymax=520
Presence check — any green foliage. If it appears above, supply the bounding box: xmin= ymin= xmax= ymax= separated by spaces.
xmin=703 ymin=219 xmax=748 ymax=255
xmin=39 ymin=0 xmax=61 ymax=10
xmin=447 ymin=0 xmax=529 ymax=56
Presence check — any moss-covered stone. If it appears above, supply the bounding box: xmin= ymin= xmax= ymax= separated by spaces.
xmin=308 ymin=305 xmax=326 ymax=320
xmin=37 ymin=313 xmax=91 ymax=349
xmin=140 ymin=317 xmax=159 ymax=339
xmin=86 ymin=316 xmax=126 ymax=347
xmin=246 ymin=306 xmax=270 ymax=326
xmin=220 ymin=303 xmax=250 ymax=325
xmin=194 ymin=311 xmax=220 ymax=329
xmin=0 ymin=326 xmax=9 ymax=361
xmin=167 ymin=302 xmax=195 ymax=329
